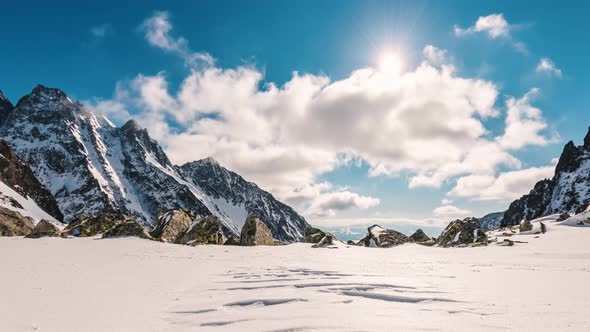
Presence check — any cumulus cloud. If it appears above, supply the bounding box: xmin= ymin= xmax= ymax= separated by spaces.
xmin=141 ymin=11 xmax=213 ymax=67
xmin=448 ymin=164 xmax=555 ymax=201
xmin=422 ymin=45 xmax=448 ymax=65
xmin=91 ymin=12 xmax=556 ymax=218
xmin=536 ymin=57 xmax=562 ymax=77
xmin=433 ymin=204 xmax=472 ymax=217
xmin=454 ymin=14 xmax=510 ymax=38
xmin=496 ymin=88 xmax=554 ymax=150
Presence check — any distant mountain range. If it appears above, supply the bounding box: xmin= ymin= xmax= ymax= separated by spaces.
xmin=0 ymin=85 xmax=308 ymax=242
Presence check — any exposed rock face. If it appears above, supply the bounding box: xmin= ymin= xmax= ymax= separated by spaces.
xmin=179 ymin=158 xmax=309 ymax=242
xmin=436 ymin=218 xmax=487 ymax=247
xmin=304 ymin=226 xmax=328 ymax=244
xmin=25 ymin=220 xmax=61 ymax=238
xmin=240 ymin=213 xmax=274 ymax=246
xmin=0 ymin=207 xmax=34 ymax=236
xmin=63 ymin=213 xmax=133 ymax=237
xmin=0 ymin=140 xmax=63 ymax=222
xmin=0 ymin=90 xmax=14 ymax=126
xmin=478 ymin=211 xmax=505 ymax=231
xmin=175 ymin=216 xmax=227 ymax=245
xmin=102 ymin=221 xmax=152 ymax=239
xmin=409 ymin=229 xmax=430 ymax=242
xmin=519 ymin=219 xmax=533 ymax=232
xmin=312 ymin=234 xmax=335 ymax=248
xmin=501 ymin=127 xmax=590 ymax=227
xmin=150 ymin=209 xmax=195 ymax=243
xmin=223 ymin=236 xmax=240 ymax=246
xmin=0 ymin=85 xmax=308 ymax=242
xmin=359 ymin=225 xmax=412 ymax=248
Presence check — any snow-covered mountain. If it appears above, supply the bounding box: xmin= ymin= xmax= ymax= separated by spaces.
xmin=0 ymin=85 xmax=308 ymax=242
xmin=0 ymin=139 xmax=63 ymax=223
xmin=179 ymin=158 xmax=308 ymax=241
xmin=500 ymin=127 xmax=590 ymax=227
xmin=478 ymin=211 xmax=505 ymax=231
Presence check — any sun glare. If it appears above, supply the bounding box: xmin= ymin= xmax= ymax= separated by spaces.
xmin=378 ymin=51 xmax=403 ymax=75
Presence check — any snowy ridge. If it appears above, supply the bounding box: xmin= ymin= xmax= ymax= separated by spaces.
xmin=0 ymin=85 xmax=308 ymax=242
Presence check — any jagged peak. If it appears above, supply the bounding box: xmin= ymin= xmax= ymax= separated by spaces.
xmin=31 ymin=84 xmax=68 ymax=99
xmin=584 ymin=126 xmax=590 ymax=149
xmin=0 ymin=89 xmax=5 ymax=100
xmin=15 ymin=84 xmax=74 ymax=109
xmin=202 ymin=156 xmax=220 ymax=166
xmin=121 ymin=119 xmax=142 ymax=132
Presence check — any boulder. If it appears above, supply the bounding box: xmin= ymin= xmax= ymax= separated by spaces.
xmin=175 ymin=216 xmax=226 ymax=245
xmin=417 ymin=239 xmax=436 ymax=247
xmin=223 ymin=236 xmax=240 ymax=246
xmin=150 ymin=209 xmax=195 ymax=242
xmin=358 ymin=225 xmax=412 ymax=248
xmin=240 ymin=213 xmax=274 ymax=246
xmin=436 ymin=217 xmax=487 ymax=248
xmin=0 ymin=207 xmax=34 ymax=236
xmin=102 ymin=221 xmax=152 ymax=239
xmin=304 ymin=226 xmax=328 ymax=244
xmin=575 ymin=203 xmax=590 ymax=214
xmin=346 ymin=240 xmax=356 ymax=245
xmin=409 ymin=229 xmax=431 ymax=242
xmin=25 ymin=220 xmax=61 ymax=238
xmin=312 ymin=234 xmax=336 ymax=248
xmin=63 ymin=213 xmax=134 ymax=237
xmin=519 ymin=219 xmax=533 ymax=232
xmin=556 ymin=213 xmax=571 ymax=222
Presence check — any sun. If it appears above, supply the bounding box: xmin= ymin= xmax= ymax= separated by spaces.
xmin=378 ymin=51 xmax=403 ymax=75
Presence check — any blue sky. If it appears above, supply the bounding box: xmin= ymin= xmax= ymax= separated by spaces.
xmin=2 ymin=0 xmax=589 ymax=237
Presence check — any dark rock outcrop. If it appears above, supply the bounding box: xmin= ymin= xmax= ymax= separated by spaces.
xmin=312 ymin=234 xmax=335 ymax=248
xmin=240 ymin=213 xmax=274 ymax=246
xmin=25 ymin=219 xmax=61 ymax=238
xmin=150 ymin=209 xmax=195 ymax=242
xmin=436 ymin=217 xmax=487 ymax=247
xmin=0 ymin=207 xmax=34 ymax=236
xmin=62 ymin=213 xmax=133 ymax=237
xmin=0 ymin=140 xmax=63 ymax=221
xmin=519 ymin=219 xmax=533 ymax=232
xmin=0 ymin=90 xmax=14 ymax=126
xmin=223 ymin=236 xmax=240 ymax=246
xmin=102 ymin=220 xmax=152 ymax=239
xmin=304 ymin=226 xmax=328 ymax=244
xmin=175 ymin=216 xmax=227 ymax=245
xmin=358 ymin=225 xmax=412 ymax=248
xmin=409 ymin=229 xmax=430 ymax=242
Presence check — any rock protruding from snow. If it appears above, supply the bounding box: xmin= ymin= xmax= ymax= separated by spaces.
xmin=0 ymin=140 xmax=63 ymax=222
xmin=63 ymin=213 xmax=134 ymax=237
xmin=240 ymin=213 xmax=274 ymax=246
xmin=311 ymin=234 xmax=336 ymax=248
xmin=0 ymin=206 xmax=34 ymax=236
xmin=358 ymin=225 xmax=412 ymax=248
xmin=304 ymin=226 xmax=328 ymax=244
xmin=519 ymin=219 xmax=533 ymax=232
xmin=501 ymin=126 xmax=590 ymax=227
xmin=150 ymin=209 xmax=195 ymax=243
xmin=25 ymin=220 xmax=61 ymax=238
xmin=102 ymin=221 xmax=152 ymax=239
xmin=436 ymin=217 xmax=487 ymax=247
xmin=175 ymin=215 xmax=227 ymax=245
xmin=409 ymin=229 xmax=430 ymax=242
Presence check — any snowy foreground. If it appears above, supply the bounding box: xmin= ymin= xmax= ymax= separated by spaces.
xmin=1 ymin=222 xmax=590 ymax=331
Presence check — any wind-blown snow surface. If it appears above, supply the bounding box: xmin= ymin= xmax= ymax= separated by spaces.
xmin=2 ymin=224 xmax=589 ymax=331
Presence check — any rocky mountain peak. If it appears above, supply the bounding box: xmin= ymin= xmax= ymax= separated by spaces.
xmin=121 ymin=119 xmax=143 ymax=132
xmin=584 ymin=126 xmax=590 ymax=150
xmin=14 ymin=84 xmax=77 ymax=111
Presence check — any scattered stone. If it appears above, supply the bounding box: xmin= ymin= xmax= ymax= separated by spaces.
xmin=312 ymin=234 xmax=336 ymax=248
xmin=417 ymin=239 xmax=436 ymax=247
xmin=63 ymin=213 xmax=134 ymax=237
xmin=556 ymin=213 xmax=571 ymax=222
xmin=409 ymin=229 xmax=431 ymax=242
xmin=519 ymin=219 xmax=533 ymax=232
xmin=502 ymin=232 xmax=514 ymax=237
xmin=502 ymin=239 xmax=514 ymax=246
xmin=25 ymin=220 xmax=61 ymax=238
xmin=436 ymin=218 xmax=487 ymax=248
xmin=175 ymin=216 xmax=226 ymax=245
xmin=540 ymin=222 xmax=547 ymax=234
xmin=358 ymin=225 xmax=412 ymax=248
xmin=150 ymin=209 xmax=195 ymax=242
xmin=578 ymin=221 xmax=585 ymax=226
xmin=0 ymin=207 xmax=34 ymax=236
xmin=102 ymin=220 xmax=152 ymax=239
xmin=346 ymin=240 xmax=356 ymax=245
xmin=240 ymin=213 xmax=274 ymax=246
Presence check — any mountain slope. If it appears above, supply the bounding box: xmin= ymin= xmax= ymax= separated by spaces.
xmin=500 ymin=127 xmax=590 ymax=227
xmin=478 ymin=211 xmax=505 ymax=230
xmin=0 ymin=90 xmax=14 ymax=125
xmin=0 ymin=85 xmax=308 ymax=242
xmin=0 ymin=140 xmax=63 ymax=223
xmin=179 ymin=158 xmax=308 ymax=241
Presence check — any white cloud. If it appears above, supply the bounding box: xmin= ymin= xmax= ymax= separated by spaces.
xmin=92 ymin=12 xmax=556 ymax=219
xmin=433 ymin=204 xmax=472 ymax=217
xmin=90 ymin=24 xmax=113 ymax=38
xmin=496 ymin=88 xmax=553 ymax=150
xmin=142 ymin=11 xmax=213 ymax=67
xmin=448 ymin=164 xmax=555 ymax=201
xmin=454 ymin=14 xmax=510 ymax=38
xmin=536 ymin=57 xmax=562 ymax=78
xmin=422 ymin=45 xmax=448 ymax=65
